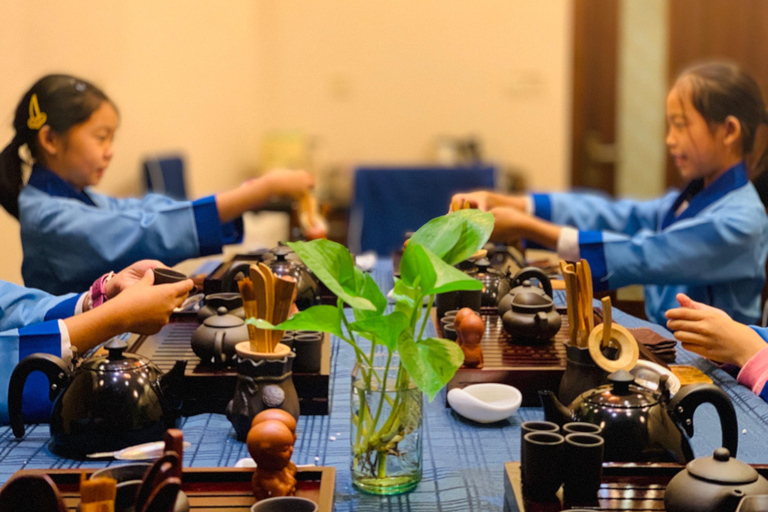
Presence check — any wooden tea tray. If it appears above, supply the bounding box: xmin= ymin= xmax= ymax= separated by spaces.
xmin=14 ymin=466 xmax=334 ymax=512
xmin=128 ymin=316 xmax=331 ymax=416
xmin=440 ymin=308 xmax=578 ymax=406
xmin=503 ymin=461 xmax=768 ymax=511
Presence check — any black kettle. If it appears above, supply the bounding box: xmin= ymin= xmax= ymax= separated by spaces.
xmin=465 ymin=258 xmax=511 ymax=308
xmin=539 ymin=370 xmax=738 ymax=463
xmin=8 ymin=339 xmax=186 ymax=457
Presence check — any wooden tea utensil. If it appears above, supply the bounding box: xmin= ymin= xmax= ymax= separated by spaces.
xmin=573 ymin=261 xmax=588 ymax=347
xmin=140 ymin=478 xmax=181 ymax=512
xmin=272 ymin=275 xmax=297 ymax=351
xmin=164 ymin=429 xmax=184 ymax=478
xmin=588 ymin=297 xmax=639 ymax=373
xmin=578 ymin=258 xmax=595 ymax=332
xmin=249 ymin=264 xmax=269 ymax=352
xmin=258 ymin=262 xmax=276 ymax=348
xmin=560 ymin=262 xmax=579 ymax=347
xmin=79 ymin=472 xmax=117 ymax=512
xmin=238 ymin=278 xmax=260 ymax=351
xmin=134 ymin=453 xmax=180 ymax=512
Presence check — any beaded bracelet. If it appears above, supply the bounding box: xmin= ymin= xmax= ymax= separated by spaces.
xmin=88 ymin=271 xmax=115 ymax=309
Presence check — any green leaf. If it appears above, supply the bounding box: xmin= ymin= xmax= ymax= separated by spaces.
xmin=353 ymin=272 xmax=387 ymax=322
xmin=399 ymin=244 xmax=436 ymax=291
xmin=349 ymin=311 xmax=410 ymax=351
xmin=420 ymin=246 xmax=484 ymax=295
xmin=286 ymin=240 xmax=375 ymax=310
xmin=256 ymin=305 xmax=344 ymax=338
xmin=391 ymin=277 xmax=418 ymax=320
xmin=398 ymin=333 xmax=464 ymax=401
xmin=409 ymin=209 xmax=494 ymax=265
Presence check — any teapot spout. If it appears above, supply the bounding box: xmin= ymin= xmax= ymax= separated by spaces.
xmin=538 ymin=389 xmax=574 ymax=426
xmin=160 ymin=360 xmax=187 ymax=411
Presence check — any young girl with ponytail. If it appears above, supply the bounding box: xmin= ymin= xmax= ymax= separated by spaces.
xmin=1 ymin=74 xmax=316 ymax=295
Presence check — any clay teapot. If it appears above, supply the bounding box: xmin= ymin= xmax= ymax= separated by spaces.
xmin=497 ymin=267 xmax=554 ymax=317
xmin=465 ymin=258 xmax=511 ymax=308
xmin=198 ymin=292 xmax=245 ymax=322
xmin=539 ymin=370 xmax=738 ymax=463
xmin=664 ymin=448 xmax=768 ymax=512
xmin=8 ymin=339 xmax=186 ymax=457
xmin=192 ymin=306 xmax=249 ymax=365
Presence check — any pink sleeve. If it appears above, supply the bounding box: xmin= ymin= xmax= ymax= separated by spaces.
xmin=737 ymin=344 xmax=768 ymax=395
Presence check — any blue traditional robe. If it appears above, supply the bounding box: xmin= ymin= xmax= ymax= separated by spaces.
xmin=0 ymin=282 xmax=79 ymax=423
xmin=532 ymin=162 xmax=768 ymax=325
xmin=19 ymin=165 xmax=243 ymax=295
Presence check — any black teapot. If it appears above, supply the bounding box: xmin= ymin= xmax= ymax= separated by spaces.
xmin=191 ymin=307 xmax=249 ymax=365
xmin=665 ymin=448 xmax=768 ymax=512
xmin=465 ymin=258 xmax=511 ymax=308
xmin=539 ymin=370 xmax=738 ymax=463
xmin=8 ymin=339 xmax=186 ymax=457
xmin=197 ymin=292 xmax=245 ymax=322
xmin=498 ymin=267 xmax=560 ymax=342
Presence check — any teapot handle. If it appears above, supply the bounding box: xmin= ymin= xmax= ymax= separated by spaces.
xmin=669 ymin=383 xmax=739 ymax=461
xmin=512 ymin=267 xmax=554 ymax=298
xmin=8 ymin=353 xmax=69 ymax=439
xmin=220 ymin=262 xmax=253 ymax=293
xmin=214 ymin=330 xmax=225 ymax=363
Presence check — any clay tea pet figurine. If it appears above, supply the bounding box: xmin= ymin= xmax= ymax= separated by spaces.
xmin=250 ymin=409 xmax=298 ymax=476
xmin=456 ymin=310 xmax=484 ymax=369
xmin=247 ymin=420 xmax=297 ymax=500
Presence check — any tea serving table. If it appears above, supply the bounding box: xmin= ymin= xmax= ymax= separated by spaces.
xmin=2 ymin=259 xmax=768 ymax=512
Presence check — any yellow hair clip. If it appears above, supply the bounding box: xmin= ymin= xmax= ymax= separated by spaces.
xmin=27 ymin=94 xmax=47 ymax=130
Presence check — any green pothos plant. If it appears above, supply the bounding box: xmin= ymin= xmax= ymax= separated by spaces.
xmin=250 ymin=209 xmax=494 ymax=479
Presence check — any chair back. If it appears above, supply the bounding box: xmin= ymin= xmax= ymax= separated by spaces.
xmin=143 ymin=155 xmax=187 ymax=200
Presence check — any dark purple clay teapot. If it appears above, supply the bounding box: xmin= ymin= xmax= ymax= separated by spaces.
xmin=498 ymin=267 xmax=559 ymax=342
xmin=198 ymin=292 xmax=245 ymax=322
xmin=8 ymin=339 xmax=186 ymax=457
xmin=539 ymin=370 xmax=739 ymax=463
xmin=191 ymin=307 xmax=249 ymax=365
xmin=664 ymin=448 xmax=768 ymax=512
xmin=497 ymin=267 xmax=554 ymax=317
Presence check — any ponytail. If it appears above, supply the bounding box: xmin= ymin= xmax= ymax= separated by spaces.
xmin=0 ymin=135 xmax=25 ymax=218
xmin=0 ymin=74 xmax=112 ymax=220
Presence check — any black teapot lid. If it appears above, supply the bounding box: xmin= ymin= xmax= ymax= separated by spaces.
xmin=80 ymin=339 xmax=151 ymax=372
xmin=687 ymin=448 xmax=758 ymax=485
xmin=584 ymin=370 xmax=660 ymax=408
xmin=203 ymin=307 xmax=246 ymax=328
xmin=272 ymin=245 xmax=293 ymax=261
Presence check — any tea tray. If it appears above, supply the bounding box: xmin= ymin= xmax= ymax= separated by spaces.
xmin=503 ymin=460 xmax=768 ymax=511
xmin=128 ymin=315 xmax=331 ymax=416
xmin=14 ymin=466 xmax=334 ymax=512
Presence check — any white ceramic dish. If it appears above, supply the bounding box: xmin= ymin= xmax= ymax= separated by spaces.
xmin=630 ymin=359 xmax=681 ymax=395
xmin=447 ymin=383 xmax=522 ymax=423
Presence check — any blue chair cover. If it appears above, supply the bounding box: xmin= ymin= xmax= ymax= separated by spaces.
xmin=349 ymin=166 xmax=496 ymax=255
xmin=142 ymin=155 xmax=187 ymax=200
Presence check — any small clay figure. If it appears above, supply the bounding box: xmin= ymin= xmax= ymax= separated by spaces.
xmin=251 ymin=409 xmax=298 ymax=475
xmin=453 ymin=307 xmax=476 ymax=331
xmin=457 ymin=312 xmax=484 ymax=369
xmin=247 ymin=420 xmax=297 ymax=500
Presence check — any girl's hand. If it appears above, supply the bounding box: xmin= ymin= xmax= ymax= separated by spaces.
xmin=261 ymin=169 xmax=316 ymax=200
xmin=450 ymin=191 xmax=494 ymax=211
xmin=489 ymin=207 xmax=532 ymax=242
xmin=665 ymin=293 xmax=765 ymax=367
xmin=109 ymin=270 xmax=193 ymax=335
xmin=106 ymin=259 xmax=166 ymax=299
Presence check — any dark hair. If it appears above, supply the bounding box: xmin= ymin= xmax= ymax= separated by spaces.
xmin=0 ymin=74 xmax=112 ymax=218
xmin=675 ymin=61 xmax=768 ymax=177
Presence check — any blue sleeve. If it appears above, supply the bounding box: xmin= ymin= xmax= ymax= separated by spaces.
xmin=532 ymin=191 xmax=673 ymax=236
xmin=578 ymin=208 xmax=766 ymax=292
xmin=0 ymin=320 xmax=63 ymax=424
xmin=0 ymin=281 xmax=78 ymax=331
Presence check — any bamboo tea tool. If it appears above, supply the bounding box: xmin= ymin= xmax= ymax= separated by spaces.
xmin=298 ymin=191 xmax=328 ymax=240
xmin=588 ymin=296 xmax=639 ymax=373
xmin=238 ymin=277 xmax=262 ymax=352
xmin=560 ymin=261 xmax=579 ymax=347
xmin=272 ymin=275 xmax=297 ymax=351
xmin=578 ymin=258 xmax=595 ymax=333
xmin=258 ymin=262 xmax=275 ymax=324
xmin=79 ymin=473 xmax=117 ymax=512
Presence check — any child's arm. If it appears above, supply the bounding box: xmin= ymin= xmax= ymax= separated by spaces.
xmin=215 ymin=169 xmax=315 ymax=224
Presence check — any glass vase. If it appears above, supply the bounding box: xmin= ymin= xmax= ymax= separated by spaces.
xmin=350 ymin=359 xmax=423 ymax=495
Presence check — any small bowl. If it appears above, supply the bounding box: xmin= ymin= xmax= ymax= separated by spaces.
xmin=153 ymin=268 xmax=189 ymax=285
xmin=251 ymin=496 xmax=318 ymax=512
xmin=447 ymin=383 xmax=522 ymax=423
xmin=630 ymin=359 xmax=681 ymax=395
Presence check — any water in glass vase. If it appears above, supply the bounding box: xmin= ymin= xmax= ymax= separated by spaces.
xmin=351 ymin=361 xmax=423 ymax=495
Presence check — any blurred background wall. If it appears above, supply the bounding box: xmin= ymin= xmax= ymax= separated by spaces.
xmin=0 ymin=0 xmax=573 ymax=284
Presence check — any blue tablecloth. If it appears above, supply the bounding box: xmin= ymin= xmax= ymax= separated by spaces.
xmin=3 ymin=260 xmax=768 ymax=512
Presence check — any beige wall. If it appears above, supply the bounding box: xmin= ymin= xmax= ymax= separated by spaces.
xmin=0 ymin=1 xmax=572 ymax=286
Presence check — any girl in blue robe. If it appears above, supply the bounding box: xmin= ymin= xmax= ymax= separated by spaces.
xmin=0 ymin=74 xmax=317 ymax=295
xmin=453 ymin=62 xmax=768 ymax=326
xmin=0 ymin=262 xmax=193 ymax=423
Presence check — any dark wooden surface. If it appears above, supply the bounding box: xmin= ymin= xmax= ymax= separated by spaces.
xmin=15 ymin=466 xmax=335 ymax=512
xmin=128 ymin=315 xmax=331 ymax=416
